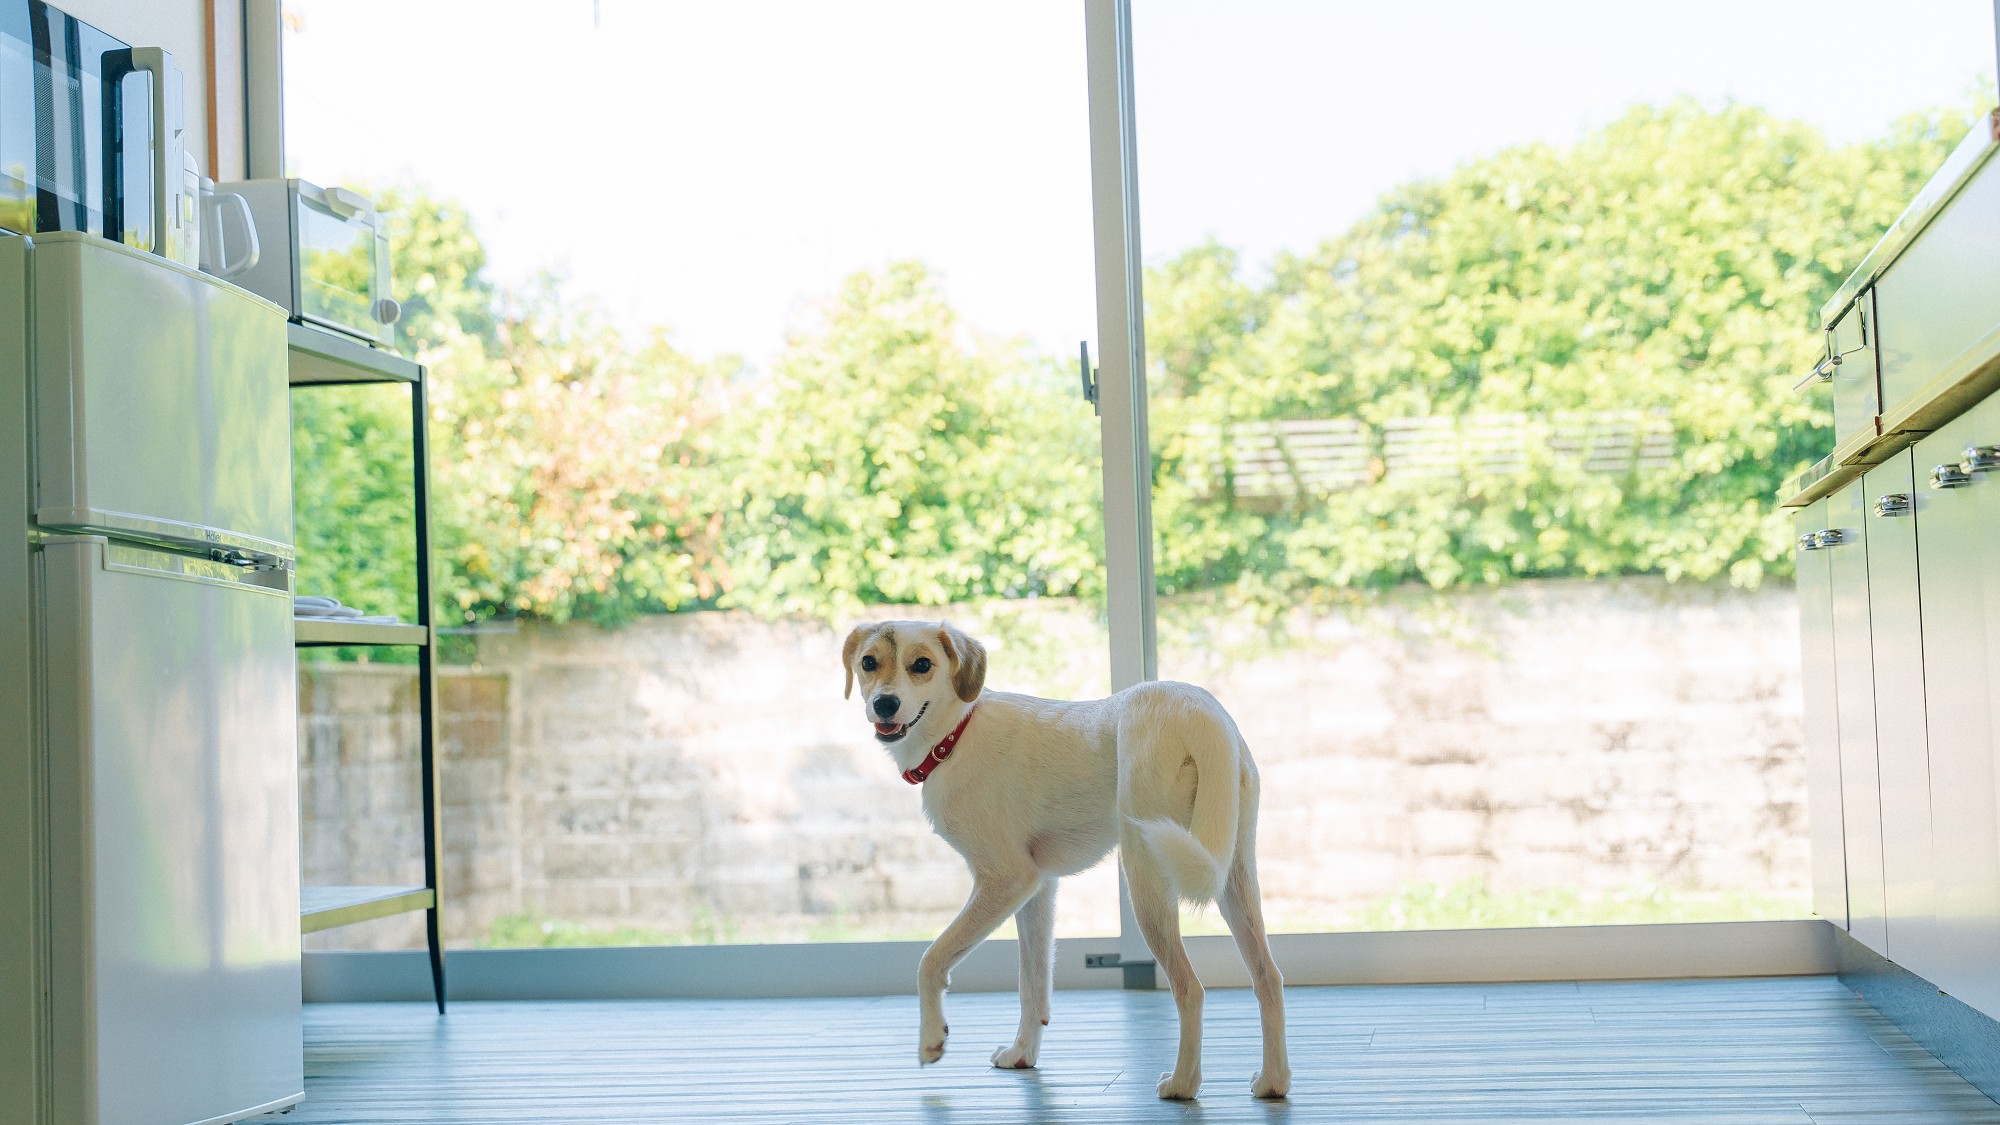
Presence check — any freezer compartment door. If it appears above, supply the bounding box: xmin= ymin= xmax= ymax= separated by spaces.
xmin=38 ymin=538 xmax=302 ymax=1124
xmin=31 ymin=232 xmax=293 ymax=562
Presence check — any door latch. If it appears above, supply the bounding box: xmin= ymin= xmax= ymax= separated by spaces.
xmin=1079 ymin=341 xmax=1099 ymax=416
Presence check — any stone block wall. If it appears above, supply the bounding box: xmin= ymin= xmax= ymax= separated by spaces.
xmin=298 ymin=661 xmax=516 ymax=951
xmin=1163 ymin=579 xmax=1808 ymax=930
xmin=297 ymin=576 xmax=1808 ymax=950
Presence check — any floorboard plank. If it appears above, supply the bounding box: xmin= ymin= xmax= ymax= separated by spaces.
xmin=273 ymin=976 xmax=2000 ymax=1123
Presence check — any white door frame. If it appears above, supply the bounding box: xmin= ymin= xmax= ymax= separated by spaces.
xmin=274 ymin=3 xmax=1849 ymax=1000
xmin=303 ymin=919 xmax=1841 ymax=1002
xmin=1085 ymin=0 xmax=1157 ymax=695
xmin=1084 ymin=0 xmax=1163 ymax=987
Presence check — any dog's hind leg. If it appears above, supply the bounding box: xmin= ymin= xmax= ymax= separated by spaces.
xmin=1121 ymin=833 xmax=1205 ymax=1100
xmin=918 ymin=865 xmax=1041 ymax=1066
xmin=992 ymin=876 xmax=1057 ymax=1070
xmin=1217 ymin=823 xmax=1290 ymax=1098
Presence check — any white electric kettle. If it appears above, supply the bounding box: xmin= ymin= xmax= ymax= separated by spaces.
xmin=197 ymin=173 xmax=260 ymax=280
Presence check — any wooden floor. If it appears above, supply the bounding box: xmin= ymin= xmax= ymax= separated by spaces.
xmin=284 ymin=976 xmax=1999 ymax=1123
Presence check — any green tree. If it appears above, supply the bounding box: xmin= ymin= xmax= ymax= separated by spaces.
xmin=293 ymin=186 xmax=729 ymax=628
xmin=295 ymin=99 xmax=1978 ymax=630
xmin=720 ymin=261 xmax=1104 ymax=620
xmin=1147 ymin=100 xmax=1978 ymax=601
xmin=377 ymin=187 xmax=499 ymax=356
xmin=290 ymin=383 xmax=415 ymax=619
xmin=430 ymin=291 xmax=730 ymax=625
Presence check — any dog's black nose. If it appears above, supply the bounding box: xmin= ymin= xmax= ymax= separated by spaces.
xmin=873 ymin=695 xmax=900 ymax=719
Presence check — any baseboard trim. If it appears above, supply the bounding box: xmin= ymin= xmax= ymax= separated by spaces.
xmin=305 ymin=918 xmax=1837 ymax=1003
xmin=1834 ymin=927 xmax=2000 ymax=1105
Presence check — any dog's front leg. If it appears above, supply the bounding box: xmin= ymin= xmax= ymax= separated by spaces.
xmin=919 ymin=867 xmax=1041 ymax=1066
xmin=991 ymin=877 xmax=1056 ymax=1069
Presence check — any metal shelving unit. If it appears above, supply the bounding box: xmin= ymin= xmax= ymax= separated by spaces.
xmin=290 ymin=321 xmax=446 ymax=1013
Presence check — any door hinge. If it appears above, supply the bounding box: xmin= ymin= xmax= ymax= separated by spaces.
xmin=1079 ymin=340 xmax=1100 ymax=415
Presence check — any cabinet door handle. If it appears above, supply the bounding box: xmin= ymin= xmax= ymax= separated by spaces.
xmin=1932 ymin=464 xmax=1973 ymax=489
xmin=1816 ymin=528 xmax=1851 ymax=548
xmin=1797 ymin=532 xmax=1823 ymax=552
xmin=1792 ymin=329 xmax=1869 ymax=393
xmin=1792 ymin=352 xmax=1840 ymax=392
xmin=1962 ymin=445 xmax=2000 ymax=473
xmin=1873 ymin=493 xmax=1913 ymax=517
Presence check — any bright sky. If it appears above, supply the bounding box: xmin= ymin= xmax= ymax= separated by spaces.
xmin=283 ymin=1 xmax=1996 ymax=370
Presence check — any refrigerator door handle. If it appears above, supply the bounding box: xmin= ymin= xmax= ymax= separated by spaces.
xmin=208 ymin=546 xmax=289 ymax=572
xmin=97 ymin=540 xmax=291 ymax=595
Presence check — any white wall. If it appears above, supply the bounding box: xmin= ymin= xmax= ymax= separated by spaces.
xmin=57 ymin=0 xmax=250 ymax=181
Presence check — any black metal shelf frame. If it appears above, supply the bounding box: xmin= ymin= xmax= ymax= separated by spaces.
xmin=289 ymin=322 xmax=446 ymax=1013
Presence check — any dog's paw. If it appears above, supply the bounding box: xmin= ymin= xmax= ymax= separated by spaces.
xmin=1156 ymin=1070 xmax=1201 ymax=1100
xmin=918 ymin=1024 xmax=948 ymax=1066
xmin=1251 ymin=1067 xmax=1290 ymax=1099
xmin=990 ymin=1042 xmax=1037 ymax=1070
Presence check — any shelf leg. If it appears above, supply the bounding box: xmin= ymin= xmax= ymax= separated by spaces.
xmin=412 ymin=372 xmax=447 ymax=1015
xmin=426 ymin=903 xmax=446 ymax=1014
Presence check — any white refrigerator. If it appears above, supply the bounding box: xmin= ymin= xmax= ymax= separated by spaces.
xmin=0 ymin=232 xmax=304 ymax=1124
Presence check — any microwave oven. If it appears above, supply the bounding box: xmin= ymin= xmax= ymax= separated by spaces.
xmin=0 ymin=2 xmax=192 ymax=259
xmin=218 ymin=178 xmax=402 ymax=347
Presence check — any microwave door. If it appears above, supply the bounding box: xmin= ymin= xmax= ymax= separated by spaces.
xmin=28 ymin=2 xmax=115 ymax=238
xmin=295 ymin=195 xmax=376 ymax=335
xmin=30 ymin=2 xmax=88 ymax=233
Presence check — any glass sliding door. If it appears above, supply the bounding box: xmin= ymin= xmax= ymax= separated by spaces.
xmin=1126 ymin=0 xmax=1997 ymax=935
xmin=281 ymin=0 xmax=1120 ymax=951
xmin=278 ymin=0 xmax=2000 ymax=974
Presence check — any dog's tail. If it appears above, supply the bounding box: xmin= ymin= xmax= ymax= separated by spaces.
xmin=1132 ymin=816 xmax=1230 ymax=904
xmin=1128 ymin=709 xmax=1242 ymax=904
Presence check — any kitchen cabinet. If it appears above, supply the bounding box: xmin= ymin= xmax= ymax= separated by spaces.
xmin=1875 ymin=145 xmax=2000 ymax=414
xmin=1825 ymin=481 xmax=1887 ymax=956
xmin=1862 ymin=450 xmax=1935 ymax=979
xmin=1787 ymin=108 xmax=2000 ymax=1023
xmin=1912 ymin=401 xmax=2000 ymax=1019
xmin=1794 ymin=498 xmax=1847 ymax=928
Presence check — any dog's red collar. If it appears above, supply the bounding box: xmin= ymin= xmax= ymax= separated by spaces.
xmin=903 ymin=706 xmax=977 ymax=785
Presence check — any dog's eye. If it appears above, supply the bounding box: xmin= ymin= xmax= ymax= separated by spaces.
xmin=911 ymin=657 xmax=932 ymax=674
xmin=860 ymin=655 xmax=877 ymax=672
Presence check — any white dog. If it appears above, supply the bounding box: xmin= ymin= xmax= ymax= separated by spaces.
xmin=842 ymin=620 xmax=1290 ymax=1101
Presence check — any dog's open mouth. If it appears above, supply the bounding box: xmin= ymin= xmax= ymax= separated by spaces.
xmin=873 ymin=701 xmax=929 ymax=743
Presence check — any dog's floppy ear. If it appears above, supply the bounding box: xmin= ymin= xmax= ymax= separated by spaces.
xmin=937 ymin=623 xmax=987 ymax=703
xmin=841 ymin=624 xmax=874 ymax=700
